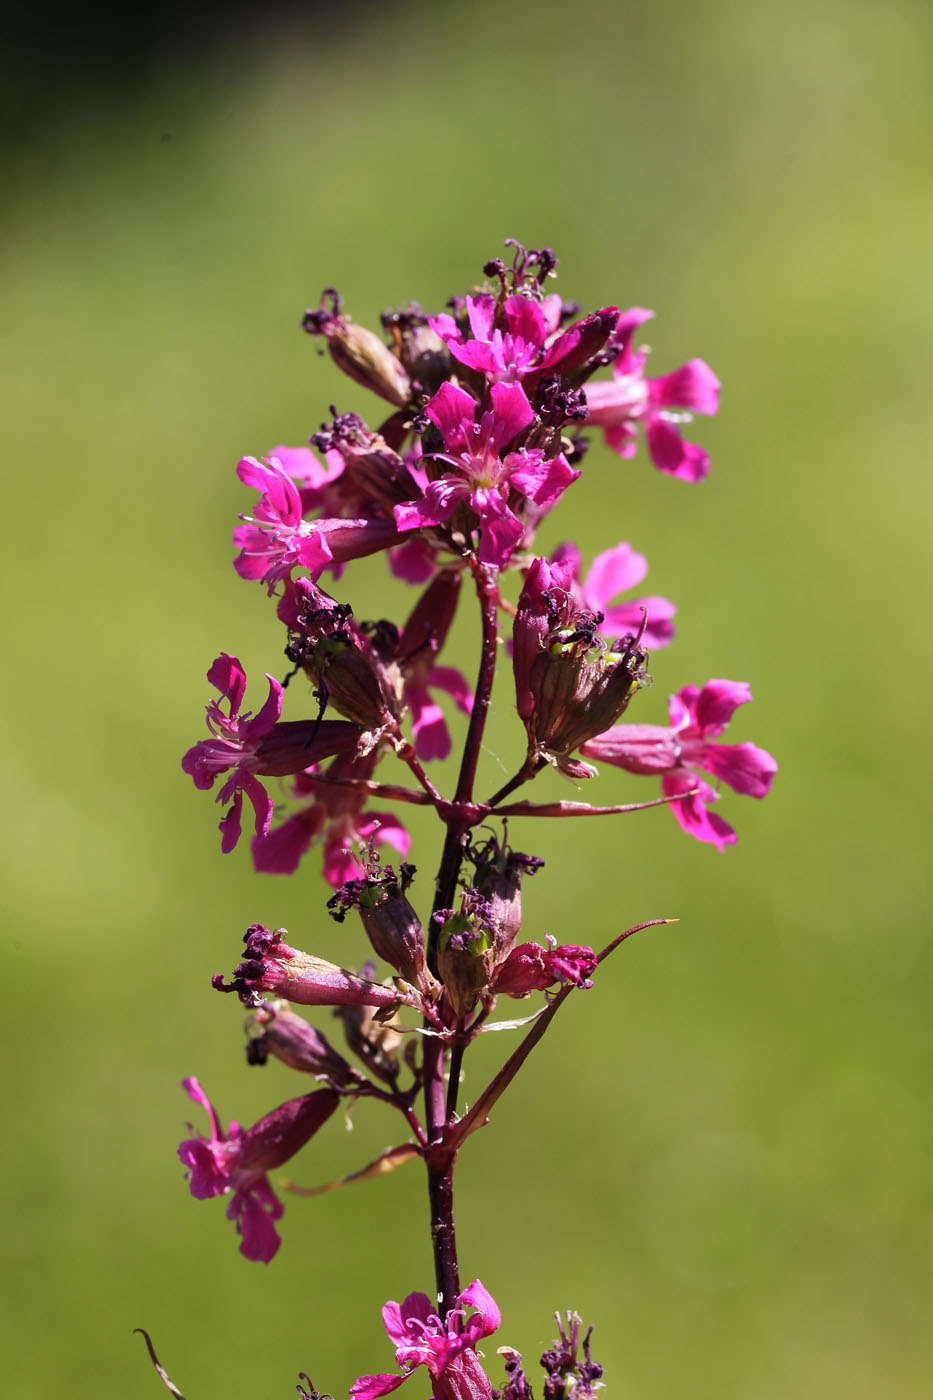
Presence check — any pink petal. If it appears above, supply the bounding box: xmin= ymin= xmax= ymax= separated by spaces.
xmin=228 ymin=1180 xmax=283 ymax=1263
xmin=487 ymin=382 xmax=534 ymax=452
xmin=409 ymin=690 xmax=451 ymax=761
xmin=459 ymin=1279 xmax=501 ymax=1343
xmin=601 ymin=596 xmax=676 ymax=648
xmin=252 ymin=806 xmax=323 ymax=875
xmin=603 ymin=422 xmax=639 ymax=458
xmin=475 ymin=511 xmax=524 ymax=569
xmin=351 ymin=1374 xmax=409 ymax=1400
xmin=429 ymin=665 xmax=473 ymax=714
xmin=466 ymin=294 xmax=496 ymax=342
xmin=649 ymin=359 xmax=720 ymax=415
xmin=426 ymin=381 xmax=478 ymax=449
xmin=178 ymin=1137 xmax=229 ymax=1199
xmin=699 ymin=741 xmax=777 ymax=798
xmin=243 ymin=674 xmax=284 ymax=740
xmin=427 ymin=312 xmax=462 ymax=346
xmin=694 ymin=679 xmax=753 ymax=733
xmin=614 ymin=307 xmax=655 ymax=372
xmin=503 ymin=294 xmax=546 ymax=348
xmin=539 ymin=294 xmax=563 ymax=335
xmin=663 ymin=773 xmax=736 ymax=850
xmin=385 ymin=1292 xmax=434 ymax=1345
xmin=667 ymin=689 xmax=697 ymax=732
xmin=645 ymin=419 xmax=710 ymax=481
xmin=395 ymin=479 xmax=465 ymax=533
xmin=207 ymin=654 xmax=247 ymax=714
xmin=361 ymin=811 xmax=411 ymax=859
xmin=219 ymin=789 xmax=244 ymax=853
xmin=269 ymin=444 xmax=331 ymax=487
xmin=447 ymin=340 xmax=500 ymax=375
xmin=550 ymin=540 xmax=582 ymax=580
xmin=388 ymin=537 xmax=438 ymax=584
xmin=582 ymin=542 xmax=648 ymax=607
xmin=241 ymin=773 xmax=274 ymax=841
xmin=507 ymin=451 xmax=578 ymax=510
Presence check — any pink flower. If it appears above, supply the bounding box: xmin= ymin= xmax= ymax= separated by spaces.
xmin=232 ymin=456 xmax=334 ymax=590
xmin=251 ymin=751 xmax=409 ymax=886
xmin=181 ymin=654 xmax=361 ymax=853
xmin=430 ymin=294 xmax=620 ymax=390
xmin=233 ymin=455 xmax=400 ymax=592
xmin=584 ymin=309 xmax=720 ymax=482
xmin=550 ymin=540 xmax=676 ymax=649
xmin=351 ymin=1280 xmax=500 ymax=1400
xmin=581 ymin=679 xmax=777 ymax=850
xmin=394 ymin=381 xmax=578 ymax=569
xmin=177 ymin=1076 xmax=338 ymax=1263
xmin=181 ymin=654 xmax=281 ymax=853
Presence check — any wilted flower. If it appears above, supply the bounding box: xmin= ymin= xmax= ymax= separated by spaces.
xmin=177 ymin=1076 xmax=338 ymax=1262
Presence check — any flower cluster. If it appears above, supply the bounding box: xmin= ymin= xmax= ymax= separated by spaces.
xmin=170 ymin=240 xmax=776 ymax=1396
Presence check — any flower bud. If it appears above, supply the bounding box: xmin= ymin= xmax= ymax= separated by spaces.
xmin=327 ymin=860 xmax=432 ymax=992
xmin=214 ymin=924 xmax=404 ymax=1011
xmin=382 ymin=303 xmax=451 ymax=396
xmin=514 ymin=558 xmax=650 ymax=767
xmin=245 ymin=1001 xmax=360 ymax=1089
xmin=287 ymin=595 xmax=402 ymax=731
xmin=303 ymin=288 xmax=412 ymax=407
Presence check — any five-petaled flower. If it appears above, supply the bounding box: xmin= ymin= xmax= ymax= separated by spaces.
xmin=584 ymin=308 xmax=720 ymax=482
xmin=351 ymin=1280 xmax=501 ymax=1400
xmin=181 ymin=653 xmax=360 ymax=854
xmin=181 ymin=653 xmax=282 ymax=853
xmin=394 ymin=381 xmax=578 ymax=569
xmin=582 ymin=679 xmax=777 ymax=849
xmin=177 ymin=1076 xmax=339 ymax=1263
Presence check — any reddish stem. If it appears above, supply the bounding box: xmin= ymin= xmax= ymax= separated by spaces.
xmin=423 ymin=558 xmax=501 ymax=1317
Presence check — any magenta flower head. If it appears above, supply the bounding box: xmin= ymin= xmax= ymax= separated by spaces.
xmin=213 ymin=923 xmax=408 ymax=1011
xmin=394 ymin=381 xmax=578 ymax=569
xmin=351 ymin=1279 xmax=500 ymax=1400
xmin=181 ymin=653 xmax=361 ymax=853
xmin=581 ymin=678 xmax=778 ymax=850
xmin=513 ymin=557 xmax=650 ymax=773
xmin=584 ymin=308 xmax=720 ymax=482
xmin=177 ymin=1076 xmax=339 ymax=1263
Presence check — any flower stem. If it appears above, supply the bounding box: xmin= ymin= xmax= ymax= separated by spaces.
xmin=422 ymin=558 xmax=500 ymax=1317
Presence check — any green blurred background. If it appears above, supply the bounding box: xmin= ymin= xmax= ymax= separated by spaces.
xmin=4 ymin=1 xmax=932 ymax=1395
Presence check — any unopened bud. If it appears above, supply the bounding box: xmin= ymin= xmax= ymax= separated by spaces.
xmin=381 ymin=303 xmax=451 ymax=395
xmin=303 ymin=289 xmax=411 ymax=407
xmin=245 ymin=1001 xmax=360 ymax=1089
xmin=214 ymin=924 xmax=405 ymax=1011
xmin=334 ymin=966 xmax=403 ymax=1083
